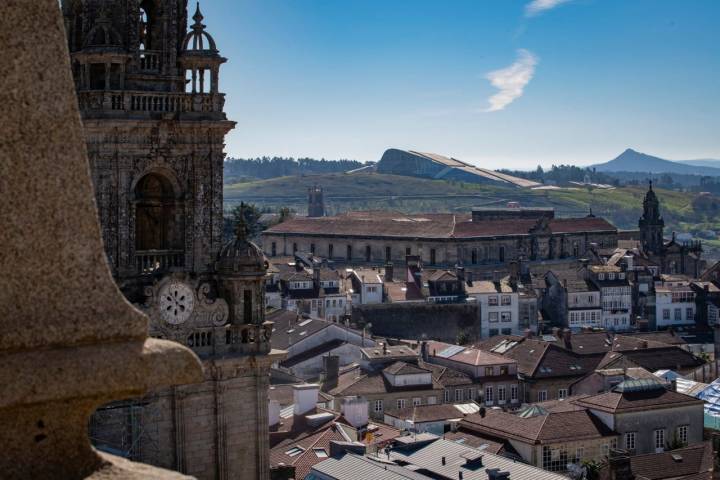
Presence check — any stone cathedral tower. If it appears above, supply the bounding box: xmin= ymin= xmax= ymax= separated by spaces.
xmin=61 ymin=2 xmax=284 ymax=479
xmin=639 ymin=181 xmax=665 ymax=255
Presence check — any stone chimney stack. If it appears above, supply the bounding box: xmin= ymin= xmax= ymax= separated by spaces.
xmin=608 ymin=450 xmax=635 ymax=480
xmin=293 ymin=384 xmax=320 ymax=416
xmin=456 ymin=265 xmax=466 ymax=284
xmin=385 ymin=262 xmax=394 ymax=282
xmin=269 ymin=399 xmax=281 ymax=427
xmin=563 ymin=328 xmax=572 ymax=350
xmin=322 ymin=355 xmax=340 ymax=392
xmin=509 ymin=260 xmax=519 ymax=287
xmin=341 ymin=397 xmax=369 ymax=428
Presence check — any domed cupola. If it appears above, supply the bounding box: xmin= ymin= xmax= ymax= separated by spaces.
xmin=182 ymin=3 xmax=219 ymax=54
xmin=179 ymin=2 xmax=226 ymax=94
xmin=216 ymin=208 xmax=267 ymax=276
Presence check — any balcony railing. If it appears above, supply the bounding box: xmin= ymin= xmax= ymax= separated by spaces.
xmin=137 ymin=50 xmax=161 ymax=73
xmin=77 ymin=90 xmax=226 ymax=115
xmin=136 ymin=250 xmax=184 ymax=275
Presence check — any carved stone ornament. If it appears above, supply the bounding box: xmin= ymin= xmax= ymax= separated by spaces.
xmin=140 ymin=274 xmax=229 ymax=340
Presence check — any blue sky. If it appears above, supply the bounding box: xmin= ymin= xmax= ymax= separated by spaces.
xmin=199 ymin=0 xmax=720 ymax=169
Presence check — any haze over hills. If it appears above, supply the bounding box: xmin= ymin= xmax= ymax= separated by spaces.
xmin=592 ymin=148 xmax=720 ymax=176
xmin=677 ymin=159 xmax=720 ymax=169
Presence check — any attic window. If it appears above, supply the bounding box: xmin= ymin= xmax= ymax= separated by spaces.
xmin=313 ymin=448 xmax=328 ymax=458
xmin=285 ymin=447 xmax=304 ymax=457
xmin=539 ymin=366 xmax=552 ymax=373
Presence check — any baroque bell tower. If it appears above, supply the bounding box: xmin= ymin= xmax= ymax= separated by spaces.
xmin=62 ymin=0 xmax=232 ymax=289
xmin=62 ymin=2 xmax=284 ymax=479
xmin=639 ymin=180 xmax=665 ymax=254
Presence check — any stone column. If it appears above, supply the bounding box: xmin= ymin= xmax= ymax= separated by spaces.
xmin=0 ymin=1 xmax=203 ymax=478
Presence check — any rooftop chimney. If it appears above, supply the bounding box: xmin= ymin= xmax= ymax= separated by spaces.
xmin=456 ymin=264 xmax=466 ymax=282
xmin=608 ymin=449 xmax=634 ymax=480
xmin=467 ymin=271 xmax=474 ymax=286
xmin=492 ymin=270 xmax=501 ymax=283
xmin=385 ymin=262 xmax=394 ymax=282
xmin=563 ymin=328 xmax=572 ymax=350
xmin=269 ymin=399 xmax=281 ymax=427
xmin=322 ymin=355 xmax=340 ymax=392
xmin=509 ymin=260 xmax=519 ymax=287
xmin=293 ymin=383 xmax=320 ymax=416
xmin=486 ymin=468 xmax=510 ymax=480
xmin=341 ymin=396 xmax=369 ymax=428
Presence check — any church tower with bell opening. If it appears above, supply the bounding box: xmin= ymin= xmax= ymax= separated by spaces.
xmin=62 ymin=2 xmax=284 ymax=479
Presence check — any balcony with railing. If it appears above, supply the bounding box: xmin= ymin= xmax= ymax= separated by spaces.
xmin=136 ymin=249 xmax=184 ymax=275
xmin=77 ymin=90 xmax=226 ymax=116
xmin=137 ymin=50 xmax=162 ymax=73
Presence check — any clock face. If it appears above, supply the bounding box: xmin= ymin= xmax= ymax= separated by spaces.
xmin=158 ymin=282 xmax=195 ymax=325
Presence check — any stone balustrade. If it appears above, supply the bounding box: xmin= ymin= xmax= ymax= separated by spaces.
xmin=77 ymin=90 xmax=226 ymax=114
xmin=136 ymin=249 xmax=184 ymax=275
xmin=138 ymin=50 xmax=162 ymax=73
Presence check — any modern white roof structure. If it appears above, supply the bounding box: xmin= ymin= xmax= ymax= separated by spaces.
xmin=697 ymin=378 xmax=720 ymax=430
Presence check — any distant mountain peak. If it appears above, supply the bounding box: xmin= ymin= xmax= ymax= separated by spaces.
xmin=594 ymin=149 xmax=720 ymax=177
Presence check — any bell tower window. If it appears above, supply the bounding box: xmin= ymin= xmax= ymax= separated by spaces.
xmin=135 ymin=173 xmax=180 ymax=251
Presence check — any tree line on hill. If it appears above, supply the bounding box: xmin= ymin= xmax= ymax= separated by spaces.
xmin=498 ymin=164 xmax=619 ymax=186
xmin=224 ymin=156 xmax=370 ymax=183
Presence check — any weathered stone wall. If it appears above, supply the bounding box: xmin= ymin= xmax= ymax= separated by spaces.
xmin=263 ymin=230 xmax=618 ymax=268
xmin=91 ymin=356 xmax=276 ymax=480
xmin=352 ymin=303 xmax=480 ymax=343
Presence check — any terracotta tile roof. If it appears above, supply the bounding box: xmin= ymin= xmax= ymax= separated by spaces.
xmin=420 ymin=361 xmax=474 ymax=387
xmin=383 ymin=361 xmax=431 ymax=376
xmin=460 ymin=407 xmax=616 ymax=444
xmin=329 ymin=368 xmax=442 ymax=397
xmin=425 ymin=340 xmax=512 ymax=367
xmin=599 ymin=442 xmax=714 ymax=480
xmin=270 ymin=423 xmax=348 ymax=479
xmin=597 ymin=347 xmax=704 ymax=372
xmin=573 ymin=385 xmax=704 ymax=413
xmin=384 ymin=281 xmax=425 ymax=302
xmin=265 ymin=212 xmax=616 ymax=240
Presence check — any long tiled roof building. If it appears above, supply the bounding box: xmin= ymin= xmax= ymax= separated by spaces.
xmin=263 ymin=208 xmax=618 ymax=269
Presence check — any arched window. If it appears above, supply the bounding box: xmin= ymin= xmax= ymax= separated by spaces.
xmin=138 ymin=1 xmax=154 ymax=50
xmin=135 ymin=173 xmax=178 ymax=251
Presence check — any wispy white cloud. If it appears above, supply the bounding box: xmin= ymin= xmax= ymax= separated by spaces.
xmin=525 ymin=0 xmax=573 ymax=17
xmin=483 ymin=49 xmax=538 ymax=112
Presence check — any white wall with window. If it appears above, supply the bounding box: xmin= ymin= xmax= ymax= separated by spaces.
xmin=470 ymin=289 xmax=520 ymax=338
xmin=655 ymin=285 xmax=696 ymax=328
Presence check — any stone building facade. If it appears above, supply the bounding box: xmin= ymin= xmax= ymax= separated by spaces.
xmin=61 ymin=2 xmax=284 ymax=479
xmin=263 ymin=209 xmax=618 ymax=273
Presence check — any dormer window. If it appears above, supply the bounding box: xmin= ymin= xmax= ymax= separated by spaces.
xmin=598 ymin=273 xmax=605 ymax=280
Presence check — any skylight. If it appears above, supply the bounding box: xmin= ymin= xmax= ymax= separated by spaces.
xmin=285 ymin=447 xmax=304 ymax=457
xmin=313 ymin=448 xmax=328 ymax=458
